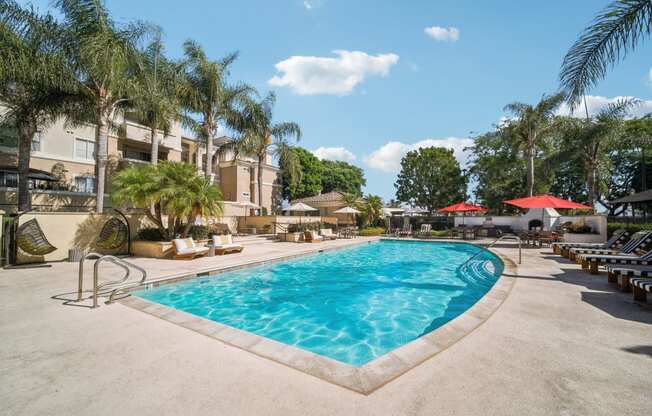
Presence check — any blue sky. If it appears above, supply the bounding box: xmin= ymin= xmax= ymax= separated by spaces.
xmin=26 ymin=0 xmax=652 ymax=200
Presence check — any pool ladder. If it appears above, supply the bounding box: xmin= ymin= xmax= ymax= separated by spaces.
xmin=76 ymin=253 xmax=147 ymax=308
xmin=459 ymin=235 xmax=522 ymax=271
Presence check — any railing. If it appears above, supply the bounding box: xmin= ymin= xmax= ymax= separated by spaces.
xmin=459 ymin=235 xmax=522 ymax=270
xmin=77 ymin=253 xmax=147 ymax=308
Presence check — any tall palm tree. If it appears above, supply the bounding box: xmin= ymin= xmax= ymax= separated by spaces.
xmin=560 ymin=0 xmax=652 ymax=107
xmin=503 ymin=93 xmax=566 ymax=196
xmin=133 ymin=31 xmax=181 ymax=165
xmin=0 ymin=1 xmax=84 ymax=210
xmin=561 ymin=99 xmax=635 ymax=207
xmin=56 ymin=0 xmax=148 ymax=213
xmin=179 ymin=41 xmax=252 ymax=180
xmin=231 ymin=92 xmax=301 ymax=211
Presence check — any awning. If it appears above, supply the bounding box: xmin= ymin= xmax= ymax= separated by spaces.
xmin=0 ymin=166 xmax=58 ymax=181
xmin=610 ymin=190 xmax=652 ymax=204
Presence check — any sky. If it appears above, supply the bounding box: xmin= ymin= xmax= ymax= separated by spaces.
xmin=24 ymin=0 xmax=652 ymax=201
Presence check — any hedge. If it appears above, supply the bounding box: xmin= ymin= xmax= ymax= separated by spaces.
xmin=607 ymin=222 xmax=652 ymax=237
xmin=358 ymin=227 xmax=386 ymax=236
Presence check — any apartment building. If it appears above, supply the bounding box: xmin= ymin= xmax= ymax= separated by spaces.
xmin=0 ymin=114 xmax=282 ymax=213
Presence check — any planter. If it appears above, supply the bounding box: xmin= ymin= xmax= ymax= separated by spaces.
xmin=562 ymin=233 xmax=604 ymax=244
xmin=280 ymin=232 xmax=302 ymax=243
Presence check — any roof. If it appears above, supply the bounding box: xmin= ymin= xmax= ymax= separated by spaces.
xmin=293 ymin=191 xmax=346 ymax=204
xmin=611 ymin=189 xmax=652 ymax=204
xmin=0 ymin=166 xmax=57 ymax=181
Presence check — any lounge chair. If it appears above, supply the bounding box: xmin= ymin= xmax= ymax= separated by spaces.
xmin=416 ymin=224 xmax=431 ymax=238
xmin=577 ymin=232 xmax=652 ymax=274
xmin=304 ymin=230 xmax=323 ymax=243
xmin=396 ymin=223 xmax=412 ymax=238
xmin=553 ymin=229 xmax=628 ymax=257
xmin=570 ymin=230 xmax=649 ymax=261
xmin=172 ymin=237 xmax=209 ymax=260
xmin=605 ymin=264 xmax=652 ymax=290
xmin=319 ymin=228 xmax=337 ymax=240
xmin=211 ymin=234 xmax=244 ymax=255
xmin=631 ymin=277 xmax=652 ymax=302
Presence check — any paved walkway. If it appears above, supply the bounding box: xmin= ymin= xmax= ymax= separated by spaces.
xmin=1 ymin=239 xmax=650 ymax=416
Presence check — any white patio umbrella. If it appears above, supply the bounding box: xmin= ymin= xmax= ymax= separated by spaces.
xmin=334 ymin=206 xmax=360 ymax=226
xmin=285 ymin=202 xmax=318 ymax=225
xmin=239 ymin=201 xmax=260 ymax=225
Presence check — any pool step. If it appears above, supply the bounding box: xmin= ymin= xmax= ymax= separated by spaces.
xmin=232 ymin=234 xmax=279 ymax=246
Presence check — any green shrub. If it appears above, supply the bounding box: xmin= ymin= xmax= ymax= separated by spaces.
xmin=137 ymin=227 xmax=165 ymax=242
xmin=608 ymin=222 xmax=652 ymax=237
xmin=188 ymin=225 xmax=209 ymax=240
xmin=359 ymin=226 xmax=385 ymax=236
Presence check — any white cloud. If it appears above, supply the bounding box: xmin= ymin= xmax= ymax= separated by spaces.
xmin=556 ymin=95 xmax=652 ymax=119
xmin=424 ymin=26 xmax=460 ymax=42
xmin=363 ymin=137 xmax=474 ymax=173
xmin=268 ymin=50 xmax=399 ymax=96
xmin=312 ymin=146 xmax=357 ymax=163
xmin=302 ymin=0 xmax=323 ymax=10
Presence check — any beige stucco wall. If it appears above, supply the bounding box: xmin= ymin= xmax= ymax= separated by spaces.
xmin=12 ymin=211 xmax=152 ymax=263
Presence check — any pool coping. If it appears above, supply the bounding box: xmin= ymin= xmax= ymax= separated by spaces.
xmin=119 ymin=238 xmax=518 ymax=395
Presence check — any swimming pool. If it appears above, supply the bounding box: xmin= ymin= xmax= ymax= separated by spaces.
xmin=135 ymin=240 xmax=503 ymax=366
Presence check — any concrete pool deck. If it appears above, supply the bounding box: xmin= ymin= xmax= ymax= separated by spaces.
xmin=1 ymin=238 xmax=651 ymax=415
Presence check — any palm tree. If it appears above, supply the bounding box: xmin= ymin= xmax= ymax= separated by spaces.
xmin=56 ymin=0 xmax=148 ymax=213
xmin=358 ymin=195 xmax=384 ymax=226
xmin=132 ymin=31 xmax=181 ymax=165
xmin=179 ymin=41 xmax=252 ymax=180
xmin=112 ymin=161 xmax=222 ymax=239
xmin=503 ymin=93 xmax=566 ymax=196
xmin=560 ymin=0 xmax=652 ymax=107
xmin=561 ymin=99 xmax=635 ymax=207
xmin=231 ymin=92 xmax=301 ymax=212
xmin=0 ymin=1 xmax=83 ymax=210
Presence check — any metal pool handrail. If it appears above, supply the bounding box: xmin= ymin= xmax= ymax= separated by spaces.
xmin=77 ymin=253 xmax=147 ymax=308
xmin=459 ymin=235 xmax=522 ymax=271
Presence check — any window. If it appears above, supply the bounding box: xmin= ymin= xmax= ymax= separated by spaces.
xmin=0 ymin=125 xmax=18 ymax=148
xmin=181 ymin=143 xmax=190 ymax=163
xmin=0 ymin=171 xmax=18 ymax=187
xmin=123 ymin=147 xmax=151 ymax=162
xmin=75 ymin=138 xmax=95 ymax=160
xmin=31 ymin=131 xmax=42 ymax=152
xmin=74 ymin=176 xmax=95 ymax=193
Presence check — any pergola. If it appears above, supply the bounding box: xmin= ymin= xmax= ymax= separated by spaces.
xmin=610 ymin=190 xmax=652 ymax=220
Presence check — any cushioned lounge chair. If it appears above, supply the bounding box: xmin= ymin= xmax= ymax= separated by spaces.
xmin=577 ymin=232 xmax=652 ymax=274
xmin=319 ymin=228 xmax=337 ymax=240
xmin=173 ymin=238 xmax=209 ymax=260
xmin=416 ymin=224 xmax=431 ymax=238
xmin=553 ymin=229 xmax=628 ymax=257
xmin=211 ymin=234 xmax=244 ymax=255
xmin=570 ymin=231 xmax=650 ymax=261
xmin=304 ymin=230 xmax=323 ymax=243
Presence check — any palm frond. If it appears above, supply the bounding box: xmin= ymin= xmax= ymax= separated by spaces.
xmin=560 ymin=0 xmax=652 ymax=107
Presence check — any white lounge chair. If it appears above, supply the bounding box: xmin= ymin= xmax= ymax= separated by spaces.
xmin=211 ymin=234 xmax=244 ymax=255
xmin=304 ymin=230 xmax=323 ymax=243
xmin=172 ymin=237 xmax=209 ymax=260
xmin=320 ymin=228 xmax=337 ymax=240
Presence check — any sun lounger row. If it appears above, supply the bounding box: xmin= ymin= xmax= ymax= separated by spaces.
xmin=551 ymin=229 xmax=652 ymax=304
xmin=172 ymin=235 xmax=244 ymax=260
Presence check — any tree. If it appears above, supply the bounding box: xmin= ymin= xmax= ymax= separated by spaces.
xmin=503 ymin=92 xmax=566 ymax=196
xmin=560 ymin=0 xmax=652 ymax=107
xmin=179 ymin=41 xmax=252 ymax=179
xmin=133 ymin=31 xmax=180 ymax=165
xmin=357 ymin=194 xmax=383 ymax=227
xmin=468 ymin=127 xmax=528 ymax=213
xmin=56 ymin=0 xmax=148 ymax=213
xmin=320 ymin=159 xmax=366 ymax=196
xmin=623 ymin=115 xmax=652 ymax=191
xmin=111 ymin=161 xmax=223 ymax=240
xmin=0 ymin=1 xmax=83 ymax=210
xmin=394 ymin=147 xmax=466 ymax=213
xmin=231 ymin=92 xmax=301 ymax=210
xmin=280 ymin=147 xmax=322 ymax=200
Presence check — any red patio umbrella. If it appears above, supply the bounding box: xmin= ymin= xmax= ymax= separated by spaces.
xmin=503 ymin=194 xmax=592 ymax=231
xmin=503 ymin=195 xmax=592 ymax=210
xmin=439 ymin=202 xmax=488 ymax=225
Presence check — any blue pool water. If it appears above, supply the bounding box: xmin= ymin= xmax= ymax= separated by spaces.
xmin=135 ymin=240 xmax=503 ymax=366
